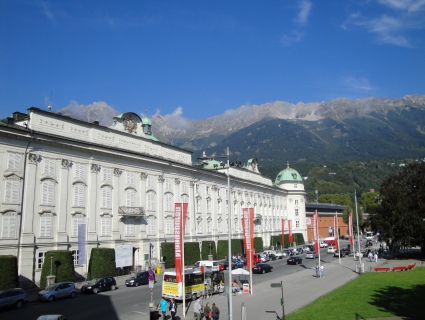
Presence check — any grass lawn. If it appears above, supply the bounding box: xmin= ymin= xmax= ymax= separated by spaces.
xmin=286 ymin=267 xmax=425 ymax=320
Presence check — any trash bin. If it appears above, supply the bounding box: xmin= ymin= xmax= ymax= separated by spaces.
xmin=243 ymin=283 xmax=249 ymax=293
xmin=156 ymin=266 xmax=162 ymax=274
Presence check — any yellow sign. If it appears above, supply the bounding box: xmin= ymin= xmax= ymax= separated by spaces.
xmin=163 ymin=282 xmax=179 ymax=296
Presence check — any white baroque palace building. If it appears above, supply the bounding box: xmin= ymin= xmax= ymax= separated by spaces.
xmin=0 ymin=108 xmax=307 ymax=286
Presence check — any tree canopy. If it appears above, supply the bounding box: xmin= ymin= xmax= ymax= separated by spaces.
xmin=372 ymin=162 xmax=425 ymax=252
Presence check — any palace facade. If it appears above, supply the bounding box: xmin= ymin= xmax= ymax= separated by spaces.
xmin=0 ymin=108 xmax=307 ymax=286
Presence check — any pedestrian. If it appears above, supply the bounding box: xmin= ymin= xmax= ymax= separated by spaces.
xmin=204 ymin=302 xmax=212 ymax=320
xmin=169 ymin=298 xmax=177 ymax=320
xmin=374 ymin=252 xmax=378 ymax=262
xmin=368 ymin=251 xmax=373 ymax=262
xmin=148 ymin=266 xmax=155 ymax=292
xmin=315 ymin=264 xmax=319 ymax=278
xmin=158 ymin=297 xmax=168 ymax=320
xmin=199 ymin=294 xmax=205 ymax=319
xmin=211 ymin=302 xmax=220 ymax=320
xmin=193 ymin=297 xmax=202 ymax=320
xmin=320 ymin=265 xmax=324 ymax=278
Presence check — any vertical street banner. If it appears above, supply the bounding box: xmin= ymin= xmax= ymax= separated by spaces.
xmin=349 ymin=213 xmax=354 ymax=247
xmin=174 ymin=203 xmax=183 ymax=283
xmin=313 ymin=211 xmax=319 ymax=253
xmin=288 ymin=220 xmax=293 ymax=244
xmin=242 ymin=208 xmax=254 ymax=269
xmin=334 ymin=213 xmax=339 ymax=249
xmin=281 ymin=219 xmax=285 ymax=248
xmin=78 ymin=223 xmax=86 ymax=265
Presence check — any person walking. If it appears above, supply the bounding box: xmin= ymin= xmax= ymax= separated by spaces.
xmin=204 ymin=302 xmax=212 ymax=320
xmin=193 ymin=297 xmax=202 ymax=320
xmin=158 ymin=297 xmax=168 ymax=320
xmin=315 ymin=264 xmax=319 ymax=278
xmin=169 ymin=298 xmax=177 ymax=320
xmin=211 ymin=302 xmax=220 ymax=320
xmin=374 ymin=251 xmax=378 ymax=262
xmin=320 ymin=264 xmax=324 ymax=278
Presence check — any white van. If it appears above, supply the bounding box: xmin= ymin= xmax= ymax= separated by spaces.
xmin=366 ymin=232 xmax=373 ymax=241
xmin=192 ymin=260 xmax=220 ymax=272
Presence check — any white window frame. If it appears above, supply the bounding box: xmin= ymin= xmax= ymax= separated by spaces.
xmin=7 ymin=152 xmax=23 ymax=172
xmin=165 ymin=193 xmax=173 ymax=212
xmin=39 ymin=215 xmax=52 ymax=238
xmin=100 ymin=215 xmax=111 ymax=236
xmin=101 ymin=186 xmax=112 ymax=209
xmin=125 ymin=217 xmax=135 ymax=236
xmin=74 ymin=163 xmax=86 ymax=180
xmin=4 ymin=180 xmax=20 ymax=203
xmin=126 ymin=189 xmax=135 ymax=207
xmin=43 ymin=158 xmax=55 ymax=176
xmin=73 ymin=183 xmax=85 ymax=207
xmin=295 ymin=208 xmax=299 ymax=216
xmin=72 ymin=217 xmax=85 ymax=237
xmin=2 ymin=214 xmax=17 ymax=238
xmin=102 ymin=167 xmax=112 ymax=183
xmin=41 ymin=180 xmax=55 ymax=206
xmin=38 ymin=251 xmax=46 ymax=269
xmin=165 ymin=218 xmax=173 ymax=234
xmin=147 ymin=217 xmax=155 ymax=235
xmin=147 ymin=191 xmax=155 ymax=211
xmin=71 ymin=250 xmax=79 ymax=265
xmin=126 ymin=171 xmax=134 ymax=185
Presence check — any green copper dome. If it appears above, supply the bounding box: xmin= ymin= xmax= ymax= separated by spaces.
xmin=142 ymin=117 xmax=152 ymax=125
xmin=202 ymin=159 xmax=228 ymax=170
xmin=275 ymin=162 xmax=303 ymax=185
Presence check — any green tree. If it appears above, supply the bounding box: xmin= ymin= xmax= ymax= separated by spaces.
xmin=372 ymin=162 xmax=425 ymax=253
xmin=318 ymin=194 xmax=353 ymax=207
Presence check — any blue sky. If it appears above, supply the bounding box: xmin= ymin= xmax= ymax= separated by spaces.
xmin=1 ymin=0 xmax=424 ymax=120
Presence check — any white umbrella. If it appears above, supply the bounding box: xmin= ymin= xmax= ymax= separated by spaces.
xmin=231 ymin=268 xmax=249 ymax=275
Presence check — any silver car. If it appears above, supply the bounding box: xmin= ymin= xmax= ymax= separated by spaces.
xmin=305 ymin=251 xmax=319 ymax=259
xmin=38 ymin=282 xmax=76 ymax=302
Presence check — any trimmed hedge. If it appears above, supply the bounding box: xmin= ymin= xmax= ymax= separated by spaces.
xmin=87 ymin=248 xmax=116 ymax=280
xmin=270 ymin=233 xmax=305 ymax=249
xmin=0 ymin=255 xmax=19 ymax=290
xmin=40 ymin=250 xmax=75 ymax=288
xmin=161 ymin=242 xmax=201 ymax=268
xmin=201 ymin=241 xmax=216 ymax=260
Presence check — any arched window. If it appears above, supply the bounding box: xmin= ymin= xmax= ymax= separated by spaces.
xmin=101 ymin=186 xmax=112 ymax=209
xmin=164 ymin=193 xmax=173 ymax=212
xmin=73 ymin=183 xmax=85 ymax=207
xmin=126 ymin=189 xmax=135 ymax=207
xmin=147 ymin=191 xmax=155 ymax=211
xmin=41 ymin=180 xmax=55 ymax=206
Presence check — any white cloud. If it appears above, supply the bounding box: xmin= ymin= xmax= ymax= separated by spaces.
xmin=295 ymin=0 xmax=312 ymax=25
xmin=380 ymin=0 xmax=425 ymax=13
xmin=341 ymin=76 xmax=373 ymax=92
xmin=165 ymin=107 xmax=194 ymax=131
xmin=281 ymin=30 xmax=304 ymax=46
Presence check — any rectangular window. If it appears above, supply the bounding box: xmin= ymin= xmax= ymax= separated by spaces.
xmin=126 ymin=172 xmax=134 ymax=185
xmin=165 ymin=178 xmax=171 ymax=191
xmin=74 ymin=163 xmax=85 ymax=180
xmin=125 ymin=218 xmax=135 ymax=236
xmin=101 ymin=216 xmax=111 ymax=236
xmin=147 ymin=217 xmax=155 ymax=235
xmin=7 ymin=152 xmax=23 ymax=171
xmin=38 ymin=252 xmax=46 ymax=269
xmin=71 ymin=250 xmax=79 ymax=265
xmin=101 ymin=187 xmax=111 ymax=209
xmin=147 ymin=192 xmax=155 ymax=211
xmin=41 ymin=181 xmax=55 ymax=206
xmin=73 ymin=184 xmax=85 ymax=207
xmin=40 ymin=216 xmax=52 ymax=237
xmin=2 ymin=215 xmax=17 ymax=238
xmin=147 ymin=175 xmax=154 ymax=189
xmin=43 ymin=158 xmax=55 ymax=176
xmin=4 ymin=180 xmax=20 ymax=203
xmin=102 ymin=168 xmax=112 ymax=183
xmin=295 ymin=208 xmax=299 ymax=216
xmin=295 ymin=199 xmax=299 ymax=205
xmin=165 ymin=219 xmax=173 ymax=234
xmin=296 ymin=220 xmax=300 ymax=228
xmin=72 ymin=217 xmax=84 ymax=237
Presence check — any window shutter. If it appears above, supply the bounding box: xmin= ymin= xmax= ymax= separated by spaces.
xmin=4 ymin=180 xmax=19 ymax=203
xmin=8 ymin=153 xmax=22 ymax=171
xmin=44 ymin=158 xmax=55 ymax=176
xmin=2 ymin=215 xmax=17 ymax=238
xmin=126 ymin=189 xmax=135 ymax=207
xmin=42 ymin=180 xmax=54 ymax=205
xmin=102 ymin=186 xmax=111 ymax=208
xmin=102 ymin=168 xmax=111 ymax=182
xmin=73 ymin=184 xmax=85 ymax=207
xmin=127 ymin=172 xmax=134 ymax=185
xmin=40 ymin=216 xmax=52 ymax=237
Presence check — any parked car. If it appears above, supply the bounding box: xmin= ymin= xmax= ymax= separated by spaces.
xmin=296 ymin=247 xmax=304 ymax=254
xmin=268 ymin=253 xmax=277 ymax=261
xmin=38 ymin=282 xmax=76 ymax=302
xmin=223 ymin=260 xmax=237 ymax=270
xmin=260 ymin=254 xmax=270 ymax=262
xmin=319 ymin=241 xmax=329 ymax=248
xmin=252 ymin=263 xmax=273 ymax=274
xmin=125 ymin=271 xmax=150 ymax=287
xmin=253 ymin=254 xmax=262 ymax=264
xmin=81 ymin=277 xmax=117 ymax=293
xmin=302 ymin=246 xmax=311 ymax=252
xmin=288 ymin=248 xmax=298 ymax=255
xmin=287 ymin=256 xmax=303 ymax=265
xmin=305 ymin=251 xmax=319 ymax=259
xmin=0 ymin=288 xmax=28 ymax=309
xmin=274 ymin=251 xmax=284 ymax=259
xmin=333 ymin=250 xmax=346 ymax=258
xmin=327 ymin=246 xmax=336 ymax=254
xmin=232 ymin=259 xmax=244 ymax=268
xmin=283 ymin=249 xmax=293 ymax=256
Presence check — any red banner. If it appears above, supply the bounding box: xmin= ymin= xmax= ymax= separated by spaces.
xmin=242 ymin=208 xmax=254 ymax=269
xmin=174 ymin=203 xmax=188 ymax=283
xmin=349 ymin=214 xmax=353 ymax=247
xmin=313 ymin=211 xmax=319 ymax=253
xmin=281 ymin=219 xmax=285 ymax=248
xmin=334 ymin=213 xmax=339 ymax=249
xmin=288 ymin=220 xmax=293 ymax=243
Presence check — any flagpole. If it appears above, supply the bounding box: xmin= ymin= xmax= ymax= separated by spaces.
xmin=181 ymin=202 xmax=186 ymax=318
xmin=336 ymin=212 xmax=341 ymax=264
xmin=355 ymin=191 xmax=362 ymax=273
xmin=226 ymin=147 xmax=233 ymax=320
xmin=316 ymin=211 xmax=321 ymax=269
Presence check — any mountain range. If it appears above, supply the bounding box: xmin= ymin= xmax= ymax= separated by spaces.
xmin=58 ymin=95 xmax=425 ymax=170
